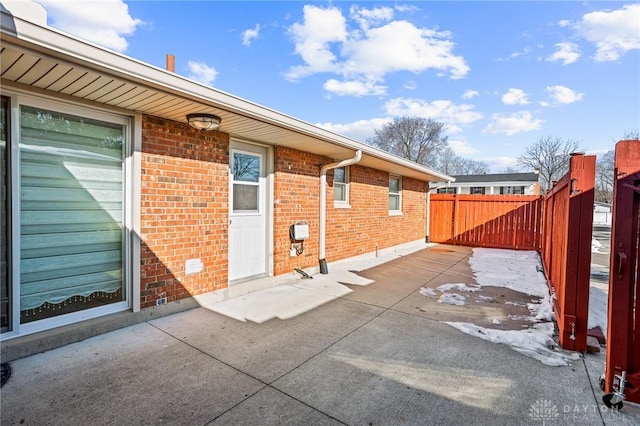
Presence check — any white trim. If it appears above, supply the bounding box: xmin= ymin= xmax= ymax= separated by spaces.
xmin=130 ymin=113 xmax=142 ymax=312
xmin=333 ymin=166 xmax=351 ymax=208
xmin=229 ymin=140 xmax=271 ymax=282
xmin=389 ymin=174 xmax=402 ymax=214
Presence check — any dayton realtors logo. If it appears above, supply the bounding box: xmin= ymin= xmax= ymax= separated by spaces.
xmin=528 ymin=399 xmax=560 ymax=425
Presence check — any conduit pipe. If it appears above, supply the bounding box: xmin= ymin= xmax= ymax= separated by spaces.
xmin=319 ymin=150 xmax=362 ymax=274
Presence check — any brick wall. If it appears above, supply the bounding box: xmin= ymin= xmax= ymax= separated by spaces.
xmin=274 ymin=146 xmax=427 ymax=275
xmin=140 ymin=115 xmax=229 ymax=308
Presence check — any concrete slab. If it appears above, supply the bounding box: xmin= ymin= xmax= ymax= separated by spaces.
xmin=272 ymin=310 xmax=601 ymax=425
xmin=0 ymin=323 xmax=264 ymax=426
xmin=149 ymin=298 xmax=384 ymax=384
xmin=211 ymin=386 xmax=343 ymax=425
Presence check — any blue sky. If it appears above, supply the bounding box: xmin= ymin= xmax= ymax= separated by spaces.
xmin=36 ymin=1 xmax=639 ymax=171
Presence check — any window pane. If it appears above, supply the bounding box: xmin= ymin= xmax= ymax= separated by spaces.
xmin=389 ymin=177 xmax=399 ymax=193
xmin=233 ymin=153 xmax=259 ymax=182
xmin=19 ymin=105 xmax=125 ymax=323
xmin=334 ymin=167 xmax=345 ymax=183
xmin=233 ymin=183 xmax=258 ymax=211
xmin=334 ymin=183 xmax=346 ymax=201
xmin=389 ymin=194 xmax=399 ymax=210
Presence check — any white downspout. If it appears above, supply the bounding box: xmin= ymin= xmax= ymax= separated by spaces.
xmin=319 ymin=150 xmax=362 ymax=274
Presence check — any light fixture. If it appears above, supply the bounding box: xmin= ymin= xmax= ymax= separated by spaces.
xmin=186 ymin=113 xmax=222 ymax=131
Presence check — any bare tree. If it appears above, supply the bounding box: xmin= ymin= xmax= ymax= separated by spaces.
xmin=366 ymin=117 xmax=448 ymax=168
xmin=438 ymin=147 xmax=489 ymax=175
xmin=595 ymin=150 xmax=614 ymax=203
xmin=517 ymin=136 xmax=581 ymax=192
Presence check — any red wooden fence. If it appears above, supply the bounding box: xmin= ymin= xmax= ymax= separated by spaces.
xmin=429 ymin=194 xmax=543 ymax=250
xmin=605 ymin=140 xmax=640 ymax=404
xmin=540 ymin=153 xmax=595 ymax=352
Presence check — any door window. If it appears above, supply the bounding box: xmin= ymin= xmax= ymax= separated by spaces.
xmin=232 ymin=151 xmax=260 ymax=212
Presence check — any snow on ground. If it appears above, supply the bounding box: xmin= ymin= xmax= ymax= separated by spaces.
xmin=437 ymin=283 xmax=481 ymax=292
xmin=439 ymin=248 xmax=581 ymax=366
xmin=438 ymin=293 xmax=467 ymax=306
xmin=446 ymin=322 xmax=579 ymax=367
xmin=469 ymin=248 xmax=549 ymax=298
xmin=591 ymin=238 xmax=603 ymax=253
xmin=588 ymin=286 xmax=608 ymax=332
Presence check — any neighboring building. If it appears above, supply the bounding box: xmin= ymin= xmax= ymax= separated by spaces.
xmin=593 ymin=202 xmax=612 ymax=226
xmin=431 ymin=172 xmax=540 ymax=196
xmin=0 ymin=3 xmax=452 ymax=351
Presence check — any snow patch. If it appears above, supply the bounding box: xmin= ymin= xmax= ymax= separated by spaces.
xmin=438 ymin=293 xmax=467 ymax=306
xmin=469 ymin=248 xmax=549 ymax=298
xmin=446 ymin=321 xmax=580 ymax=366
xmin=419 ymin=287 xmax=437 ymax=297
xmin=588 ymin=287 xmax=608 ymax=331
xmin=591 ymin=238 xmax=602 ymax=253
xmin=437 ymin=283 xmax=481 ymax=292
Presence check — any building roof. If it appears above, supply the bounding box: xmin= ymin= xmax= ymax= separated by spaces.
xmin=450 ymin=172 xmax=540 ymax=184
xmin=0 ymin=2 xmax=453 ymax=183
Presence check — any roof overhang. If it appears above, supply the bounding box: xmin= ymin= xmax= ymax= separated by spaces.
xmin=0 ymin=4 xmax=453 ymax=183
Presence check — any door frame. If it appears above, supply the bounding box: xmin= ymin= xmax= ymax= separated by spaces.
xmin=228 ymin=139 xmax=274 ymax=283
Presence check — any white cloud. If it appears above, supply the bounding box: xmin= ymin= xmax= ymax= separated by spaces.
xmin=404 ymin=80 xmax=417 ymax=90
xmin=546 ymin=42 xmax=580 ymax=65
xmin=462 ymin=90 xmax=479 ymax=99
xmin=482 ymin=111 xmax=543 ymax=136
xmin=383 ymin=98 xmax=483 ymax=134
xmin=323 ymin=78 xmax=386 ymax=97
xmin=316 ymin=117 xmax=392 ymax=142
xmin=484 ymin=156 xmax=520 ymax=172
xmin=558 ymin=19 xmax=571 ymax=28
xmin=575 ymin=4 xmax=640 ymax=62
xmin=501 ymin=88 xmax=530 ymax=105
xmin=448 ymin=139 xmax=479 ymax=155
xmin=187 ymin=61 xmax=218 ymax=86
xmin=510 ymin=46 xmax=532 ymax=58
xmin=286 ymin=5 xmax=469 ymax=95
xmin=38 ymin=0 xmax=143 ymax=52
xmin=349 ymin=5 xmax=394 ymax=30
xmin=545 ymin=85 xmax=584 ymax=104
xmin=242 ymin=24 xmax=261 ymax=47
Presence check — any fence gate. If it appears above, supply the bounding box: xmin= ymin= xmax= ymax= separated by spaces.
xmin=604 ymin=140 xmax=640 ymax=406
xmin=540 ymin=153 xmax=595 ymax=352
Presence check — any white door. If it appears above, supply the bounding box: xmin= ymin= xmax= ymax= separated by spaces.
xmin=229 ymin=142 xmax=267 ymax=282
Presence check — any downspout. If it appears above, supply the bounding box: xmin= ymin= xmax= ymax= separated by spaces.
xmin=319 ymin=150 xmax=362 ymax=274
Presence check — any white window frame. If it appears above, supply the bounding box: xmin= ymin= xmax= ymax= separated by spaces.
xmin=470 ymin=186 xmax=486 ymax=195
xmin=0 ymin=89 xmax=138 ymax=340
xmin=333 ymin=166 xmax=350 ymax=208
xmin=389 ymin=175 xmax=402 ymax=215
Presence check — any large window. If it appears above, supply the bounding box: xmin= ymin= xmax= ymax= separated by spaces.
xmin=500 ymin=186 xmax=525 ymax=195
xmin=18 ymin=104 xmax=126 ymax=324
xmin=437 ymin=187 xmax=456 ymax=194
xmin=333 ymin=166 xmax=349 ymax=206
xmin=470 ymin=186 xmax=486 ymax=195
xmin=389 ymin=175 xmax=402 ymax=214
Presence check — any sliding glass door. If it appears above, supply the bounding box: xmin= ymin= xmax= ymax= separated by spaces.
xmin=18 ymin=104 xmax=127 ymax=323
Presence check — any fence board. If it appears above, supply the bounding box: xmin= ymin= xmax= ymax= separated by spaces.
xmin=429 ymin=194 xmax=542 ymax=250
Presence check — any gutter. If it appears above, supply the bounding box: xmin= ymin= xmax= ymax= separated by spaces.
xmin=319 ymin=150 xmax=362 ymax=274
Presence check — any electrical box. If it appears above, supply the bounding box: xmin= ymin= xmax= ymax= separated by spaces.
xmin=292 ymin=221 xmax=309 ymax=240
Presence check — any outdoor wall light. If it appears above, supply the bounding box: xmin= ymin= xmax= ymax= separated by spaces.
xmin=186 ymin=113 xmax=222 ymax=131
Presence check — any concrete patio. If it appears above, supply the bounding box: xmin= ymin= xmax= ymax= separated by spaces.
xmin=1 ymin=244 xmax=638 ymax=425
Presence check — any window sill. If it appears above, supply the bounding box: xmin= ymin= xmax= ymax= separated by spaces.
xmin=334 ymin=202 xmax=351 ymax=209
xmin=389 ymin=210 xmax=403 ymax=216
